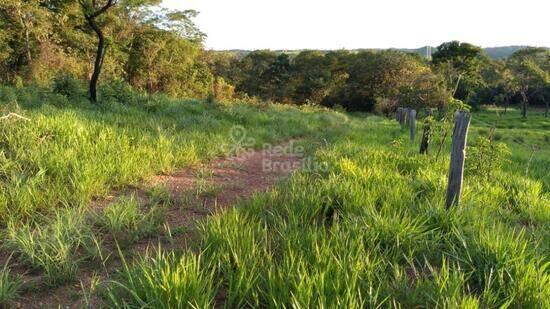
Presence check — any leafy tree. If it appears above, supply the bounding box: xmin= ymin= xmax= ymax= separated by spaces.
xmin=432 ymin=41 xmax=487 ymax=102
xmin=0 ymin=0 xmax=51 ymax=81
xmin=507 ymin=48 xmax=550 ymax=118
xmin=339 ymin=51 xmax=433 ymax=111
xmin=235 ymin=50 xmax=278 ymax=99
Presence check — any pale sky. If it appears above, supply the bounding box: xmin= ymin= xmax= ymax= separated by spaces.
xmin=162 ymin=0 xmax=549 ymax=50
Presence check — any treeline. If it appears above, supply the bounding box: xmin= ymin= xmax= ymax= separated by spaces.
xmin=1 ymin=0 xmax=213 ymax=98
xmin=211 ymin=43 xmax=549 ymax=115
xmin=1 ymin=2 xmax=548 ymax=115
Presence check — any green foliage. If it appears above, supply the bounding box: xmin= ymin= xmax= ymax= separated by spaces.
xmin=52 ymin=73 xmax=85 ymax=99
xmin=466 ymin=136 xmax=511 ymax=179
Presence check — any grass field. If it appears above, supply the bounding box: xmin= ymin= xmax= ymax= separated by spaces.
xmin=0 ymin=86 xmax=548 ymax=307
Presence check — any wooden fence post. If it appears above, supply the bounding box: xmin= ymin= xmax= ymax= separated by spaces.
xmin=396 ymin=107 xmax=401 ymax=122
xmin=399 ymin=107 xmax=406 ymax=126
xmin=409 ymin=109 xmax=416 ymax=141
xmin=445 ymin=111 xmax=471 ymax=209
xmin=396 ymin=107 xmax=402 ymax=123
xmin=419 ymin=109 xmax=432 ymax=154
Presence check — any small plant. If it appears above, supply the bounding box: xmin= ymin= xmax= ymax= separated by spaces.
xmin=106 ymin=250 xmax=216 ymax=308
xmin=96 ymin=196 xmax=164 ymax=243
xmin=146 ymin=185 xmax=174 ymax=207
xmin=0 ymin=258 xmax=22 ymax=306
xmin=466 ymin=136 xmax=511 ymax=179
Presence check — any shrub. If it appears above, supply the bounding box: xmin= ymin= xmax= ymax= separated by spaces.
xmin=100 ymin=79 xmax=146 ymax=105
xmin=375 ymin=97 xmax=398 ymax=116
xmin=466 ymin=136 xmax=510 ymax=179
xmin=52 ymin=73 xmax=84 ymax=99
xmin=0 ymin=86 xmax=18 ymax=105
xmin=212 ymin=77 xmax=235 ymax=102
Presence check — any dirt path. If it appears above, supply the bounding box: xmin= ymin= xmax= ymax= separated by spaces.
xmin=13 ymin=140 xmax=304 ymax=308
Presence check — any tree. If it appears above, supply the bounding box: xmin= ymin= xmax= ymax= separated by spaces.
xmin=0 ymin=0 xmax=51 ymax=81
xmin=235 ymin=50 xmax=278 ymax=99
xmin=79 ymin=0 xmax=118 ymax=103
xmin=432 ymin=41 xmax=486 ymax=102
xmin=507 ymin=48 xmax=550 ymax=118
xmin=339 ymin=51 xmax=432 ymax=111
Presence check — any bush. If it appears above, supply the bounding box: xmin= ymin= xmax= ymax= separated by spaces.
xmin=375 ymin=97 xmax=398 ymax=116
xmin=100 ymin=79 xmax=146 ymax=105
xmin=466 ymin=136 xmax=510 ymax=179
xmin=0 ymin=86 xmax=18 ymax=105
xmin=212 ymin=77 xmax=235 ymax=102
xmin=52 ymin=73 xmax=84 ymax=99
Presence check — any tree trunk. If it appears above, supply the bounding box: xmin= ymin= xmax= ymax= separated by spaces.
xmin=15 ymin=4 xmax=32 ymax=64
xmin=544 ymin=98 xmax=549 ymax=118
xmin=520 ymin=91 xmax=528 ymax=119
xmin=87 ymin=16 xmax=106 ymax=104
xmin=504 ymin=97 xmax=508 ymax=114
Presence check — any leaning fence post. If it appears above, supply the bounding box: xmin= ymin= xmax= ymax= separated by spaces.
xmin=409 ymin=109 xmax=416 ymax=141
xmin=445 ymin=111 xmax=471 ymax=209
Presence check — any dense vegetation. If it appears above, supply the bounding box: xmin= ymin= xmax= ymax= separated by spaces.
xmin=1 ymin=2 xmax=549 ymax=114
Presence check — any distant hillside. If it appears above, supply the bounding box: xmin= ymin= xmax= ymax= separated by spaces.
xmin=397 ymin=46 xmax=541 ymax=59
xmin=216 ymin=46 xmax=548 ymax=60
xmin=483 ymin=46 xmax=532 ymax=59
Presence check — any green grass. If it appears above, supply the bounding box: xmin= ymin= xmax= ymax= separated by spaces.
xmin=95 ymin=196 xmax=165 ymax=245
xmin=469 ymin=107 xmax=550 ymax=189
xmin=0 ymin=85 xmax=348 ymax=225
xmin=107 ymin=114 xmax=549 ymax=307
xmin=1 ymin=86 xmax=549 ymax=306
xmin=4 ymin=207 xmax=98 ymax=285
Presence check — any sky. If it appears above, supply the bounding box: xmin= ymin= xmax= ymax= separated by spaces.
xmin=161 ymin=0 xmax=550 ymax=50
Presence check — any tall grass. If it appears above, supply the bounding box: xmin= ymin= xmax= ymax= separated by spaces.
xmin=95 ymin=195 xmax=165 ymax=244
xmin=106 ymin=250 xmax=217 ymax=308
xmin=0 ymin=85 xmax=349 ymax=225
